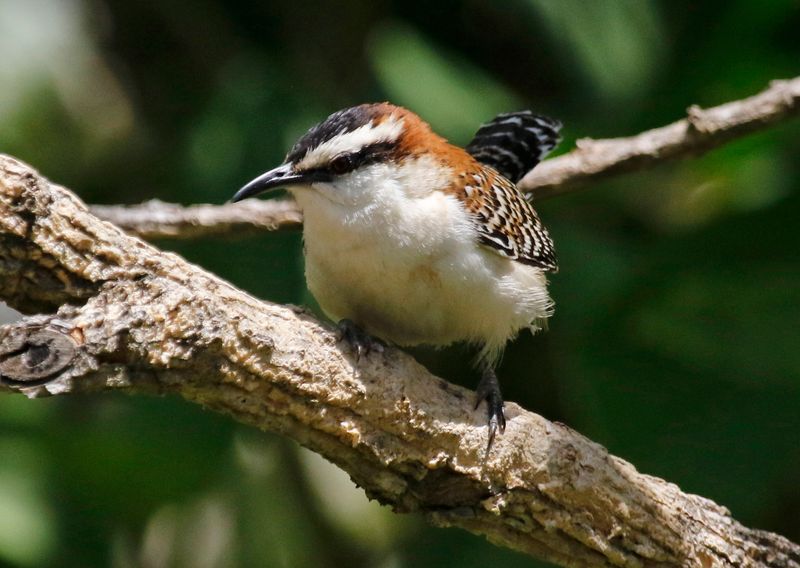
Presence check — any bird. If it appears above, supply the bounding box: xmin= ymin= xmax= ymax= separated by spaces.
xmin=232 ymin=102 xmax=561 ymax=451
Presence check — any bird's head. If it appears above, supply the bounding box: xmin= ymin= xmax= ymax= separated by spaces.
xmin=232 ymin=103 xmax=473 ymax=206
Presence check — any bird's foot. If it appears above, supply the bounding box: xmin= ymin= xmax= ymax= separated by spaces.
xmin=335 ymin=319 xmax=384 ymax=362
xmin=475 ymin=367 xmax=506 ymax=456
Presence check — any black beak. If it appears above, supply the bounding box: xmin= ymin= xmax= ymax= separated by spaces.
xmin=231 ymin=164 xmax=327 ymax=203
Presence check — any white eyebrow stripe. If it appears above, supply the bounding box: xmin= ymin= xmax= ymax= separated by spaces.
xmin=296 ymin=116 xmax=404 ymax=170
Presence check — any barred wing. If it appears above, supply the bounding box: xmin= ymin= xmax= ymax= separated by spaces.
xmin=462 ymin=168 xmax=558 ymax=271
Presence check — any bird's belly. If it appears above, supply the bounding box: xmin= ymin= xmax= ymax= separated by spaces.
xmin=307 ymin=245 xmax=463 ymax=345
xmin=303 ymin=226 xmax=552 ymax=353
xmin=293 ymin=186 xmax=553 ymax=360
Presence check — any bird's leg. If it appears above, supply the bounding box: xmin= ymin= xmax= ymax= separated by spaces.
xmin=335 ymin=319 xmax=384 ymax=362
xmin=475 ymin=366 xmax=507 ymax=453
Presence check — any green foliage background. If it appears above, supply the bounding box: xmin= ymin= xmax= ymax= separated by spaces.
xmin=1 ymin=1 xmax=799 ymax=566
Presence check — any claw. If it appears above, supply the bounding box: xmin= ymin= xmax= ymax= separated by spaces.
xmin=475 ymin=367 xmax=506 ymax=456
xmin=335 ymin=319 xmax=384 ymax=362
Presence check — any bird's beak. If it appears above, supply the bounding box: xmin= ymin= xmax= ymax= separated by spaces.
xmin=231 ymin=164 xmax=327 ymax=203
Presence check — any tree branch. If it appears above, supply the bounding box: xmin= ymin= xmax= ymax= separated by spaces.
xmin=90 ymin=198 xmax=302 ymax=240
xmin=519 ymin=77 xmax=800 ymax=198
xmin=86 ymin=77 xmax=800 ymax=241
xmin=2 ymin=156 xmax=799 ymax=567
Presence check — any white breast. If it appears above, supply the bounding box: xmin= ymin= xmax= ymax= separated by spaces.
xmin=290 ymin=158 xmax=553 ymax=365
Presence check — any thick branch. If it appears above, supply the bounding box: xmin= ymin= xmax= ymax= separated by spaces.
xmin=88 ymin=77 xmax=800 ymax=240
xmin=1 ymin=155 xmax=798 ymax=568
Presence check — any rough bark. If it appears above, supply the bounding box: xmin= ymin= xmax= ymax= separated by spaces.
xmin=87 ymin=76 xmax=800 ymax=241
xmin=1 ymin=156 xmax=799 ymax=567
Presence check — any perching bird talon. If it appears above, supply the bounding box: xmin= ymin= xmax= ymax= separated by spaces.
xmin=475 ymin=367 xmax=506 ymax=454
xmin=335 ymin=319 xmax=384 ymax=362
xmin=486 ymin=417 xmax=500 ymax=456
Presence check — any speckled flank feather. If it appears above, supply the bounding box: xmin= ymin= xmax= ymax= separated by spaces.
xmin=452 ymin=166 xmax=558 ymax=271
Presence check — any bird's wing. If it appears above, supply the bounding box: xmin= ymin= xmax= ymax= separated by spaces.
xmin=465 ymin=111 xmax=561 ymax=184
xmin=460 ymin=168 xmax=558 ymax=271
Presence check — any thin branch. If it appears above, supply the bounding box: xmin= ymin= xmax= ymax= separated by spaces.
xmin=87 ymin=77 xmax=800 ymax=240
xmin=2 ymin=157 xmax=799 ymax=568
xmin=519 ymin=77 xmax=800 ymax=198
xmin=90 ymin=198 xmax=302 ymax=240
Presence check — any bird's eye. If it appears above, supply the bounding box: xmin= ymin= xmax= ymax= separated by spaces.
xmin=330 ymin=154 xmax=355 ymax=175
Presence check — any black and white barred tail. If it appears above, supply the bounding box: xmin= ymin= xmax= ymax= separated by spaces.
xmin=466 ymin=111 xmax=562 ymax=184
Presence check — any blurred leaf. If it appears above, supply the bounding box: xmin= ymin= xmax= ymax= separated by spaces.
xmin=0 ymin=438 xmax=57 ymax=566
xmin=368 ymin=22 xmax=521 ymax=142
xmin=526 ymin=0 xmax=665 ymax=101
xmin=184 ymin=54 xmax=283 ymax=201
xmin=632 ymin=265 xmax=800 ymax=386
xmin=627 ymin=136 xmax=791 ymax=230
xmin=299 ymin=448 xmax=410 ymax=551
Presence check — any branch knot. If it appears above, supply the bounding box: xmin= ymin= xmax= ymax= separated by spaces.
xmin=0 ymin=320 xmax=79 ymax=385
